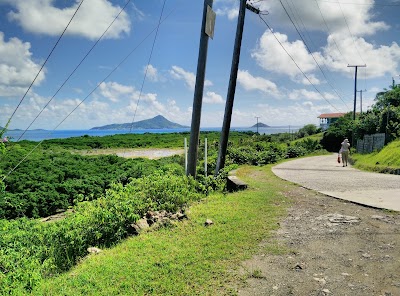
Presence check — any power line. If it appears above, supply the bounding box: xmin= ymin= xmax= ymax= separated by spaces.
xmin=17 ymin=0 xmax=132 ymax=141
xmin=5 ymin=0 xmax=86 ymax=129
xmin=129 ymin=0 xmax=167 ymax=133
xmin=258 ymin=14 xmax=342 ymax=112
xmin=314 ymin=0 xmax=347 ymax=64
xmin=2 ymin=8 xmax=176 ymax=181
xmin=336 ymin=0 xmax=366 ymax=65
xmin=279 ymin=0 xmax=350 ymax=110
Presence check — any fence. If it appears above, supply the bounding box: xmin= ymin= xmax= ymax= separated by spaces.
xmin=356 ymin=133 xmax=385 ymax=154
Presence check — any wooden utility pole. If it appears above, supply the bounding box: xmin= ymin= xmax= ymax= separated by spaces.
xmin=348 ymin=65 xmax=366 ymax=120
xmin=356 ymin=89 xmax=366 ymax=114
xmin=255 ymin=116 xmax=260 ymax=133
xmin=187 ymin=0 xmax=215 ymax=177
xmin=215 ymin=1 xmax=259 ymax=175
xmin=348 ymin=64 xmax=366 ymax=147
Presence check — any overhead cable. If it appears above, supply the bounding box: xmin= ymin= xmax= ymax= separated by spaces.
xmin=258 ymin=14 xmax=342 ymax=113
xmin=5 ymin=0 xmax=86 ymax=129
xmin=17 ymin=0 xmax=132 ymax=141
xmin=279 ymin=0 xmax=350 ymax=110
xmin=2 ymin=7 xmax=176 ymax=181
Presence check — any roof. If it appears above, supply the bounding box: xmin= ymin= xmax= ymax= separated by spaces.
xmin=318 ymin=112 xmax=346 ymax=119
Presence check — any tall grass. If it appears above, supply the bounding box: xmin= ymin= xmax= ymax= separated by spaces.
xmin=35 ymin=166 xmax=291 ymax=295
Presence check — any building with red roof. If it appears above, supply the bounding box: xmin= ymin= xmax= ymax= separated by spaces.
xmin=318 ymin=113 xmax=346 ymax=130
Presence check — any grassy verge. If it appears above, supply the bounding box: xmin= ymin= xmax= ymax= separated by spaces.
xmin=351 ymin=139 xmax=400 ymax=173
xmin=35 ymin=165 xmax=293 ymax=295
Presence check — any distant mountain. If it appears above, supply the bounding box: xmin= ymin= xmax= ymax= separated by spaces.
xmin=251 ymin=122 xmax=270 ymax=128
xmin=91 ymin=115 xmax=189 ymax=130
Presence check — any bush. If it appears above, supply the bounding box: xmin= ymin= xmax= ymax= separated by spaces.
xmin=0 ymin=171 xmax=203 ymax=294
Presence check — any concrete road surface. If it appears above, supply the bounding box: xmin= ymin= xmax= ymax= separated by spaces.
xmin=272 ymin=154 xmax=400 ymax=212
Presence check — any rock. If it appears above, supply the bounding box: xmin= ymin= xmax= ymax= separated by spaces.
xmin=322 ymin=288 xmax=331 ymax=294
xmin=205 ymin=219 xmax=213 ymax=226
xmin=314 ymin=277 xmax=326 ymax=285
xmin=327 ymin=214 xmax=360 ymax=224
xmin=227 ymin=175 xmax=248 ymax=192
xmin=87 ymin=247 xmax=102 ymax=254
xmin=137 ymin=218 xmax=150 ymax=230
xmin=294 ymin=262 xmax=305 ymax=270
xmin=177 ymin=212 xmax=187 ymax=220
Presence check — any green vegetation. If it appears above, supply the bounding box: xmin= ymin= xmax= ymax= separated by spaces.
xmin=321 ymin=84 xmax=400 ymax=152
xmin=0 ymin=128 xmax=325 ymax=294
xmin=36 ymin=166 xmax=290 ymax=295
xmin=0 ymin=171 xmax=202 ymax=294
xmin=0 ymin=147 xmax=183 ymax=219
xmin=351 ymin=139 xmax=400 ymax=173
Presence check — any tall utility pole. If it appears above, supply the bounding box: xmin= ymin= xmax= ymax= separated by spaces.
xmin=187 ymin=0 xmax=215 ymax=177
xmin=348 ymin=64 xmax=366 ymax=147
xmin=215 ymin=1 xmax=259 ymax=175
xmin=347 ymin=65 xmax=366 ymax=120
xmin=255 ymin=116 xmax=260 ymax=133
xmin=356 ymin=89 xmax=366 ymax=114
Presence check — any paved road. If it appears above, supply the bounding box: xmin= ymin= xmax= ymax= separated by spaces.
xmin=272 ymin=154 xmax=400 ymax=212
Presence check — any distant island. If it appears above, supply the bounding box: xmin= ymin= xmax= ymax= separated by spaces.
xmin=251 ymin=122 xmax=270 ymax=128
xmin=91 ymin=115 xmax=189 ymax=130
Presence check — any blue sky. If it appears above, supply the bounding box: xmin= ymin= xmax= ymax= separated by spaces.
xmin=0 ymin=0 xmax=400 ymax=130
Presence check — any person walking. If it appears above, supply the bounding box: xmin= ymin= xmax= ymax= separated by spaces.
xmin=340 ymin=138 xmax=350 ymax=167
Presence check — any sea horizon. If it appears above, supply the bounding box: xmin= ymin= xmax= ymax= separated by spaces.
xmin=4 ymin=126 xmax=300 ymax=142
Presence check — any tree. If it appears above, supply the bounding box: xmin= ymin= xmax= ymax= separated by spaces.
xmin=297 ymin=124 xmax=320 ymax=138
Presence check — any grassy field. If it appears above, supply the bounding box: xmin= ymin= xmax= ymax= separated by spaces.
xmin=35 ymin=165 xmax=293 ymax=295
xmin=352 ymin=139 xmax=400 ymax=173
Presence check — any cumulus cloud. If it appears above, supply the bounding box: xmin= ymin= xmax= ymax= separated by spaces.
xmin=3 ymin=81 xmax=191 ymax=129
xmin=251 ymin=31 xmax=321 ymax=84
xmin=255 ymin=0 xmax=388 ymax=36
xmin=0 ymin=32 xmax=45 ymax=97
xmin=5 ymin=0 xmax=131 ymax=40
xmin=289 ymin=89 xmax=336 ymax=101
xmin=145 ymin=64 xmax=159 ymax=82
xmin=204 ymin=91 xmax=224 ymax=104
xmin=170 ymin=66 xmax=212 ymax=90
xmin=237 ymin=70 xmax=280 ymax=96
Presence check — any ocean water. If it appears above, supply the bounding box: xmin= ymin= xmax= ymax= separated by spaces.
xmin=4 ymin=126 xmax=299 ymax=142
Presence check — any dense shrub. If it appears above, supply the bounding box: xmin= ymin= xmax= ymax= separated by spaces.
xmin=0 ymin=171 xmax=201 ymax=294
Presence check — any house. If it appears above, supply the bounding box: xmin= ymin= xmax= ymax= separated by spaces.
xmin=318 ymin=113 xmax=346 ymax=130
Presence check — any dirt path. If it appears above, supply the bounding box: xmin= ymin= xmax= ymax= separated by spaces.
xmin=75 ymin=148 xmax=184 ymax=159
xmin=238 ymin=186 xmax=400 ymax=296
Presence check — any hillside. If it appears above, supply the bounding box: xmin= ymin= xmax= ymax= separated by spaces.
xmin=251 ymin=122 xmax=270 ymax=128
xmin=91 ymin=115 xmax=189 ymax=130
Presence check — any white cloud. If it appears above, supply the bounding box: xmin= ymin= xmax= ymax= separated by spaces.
xmin=3 ymin=82 xmax=191 ymax=129
xmin=237 ymin=70 xmax=280 ymax=96
xmin=204 ymin=91 xmax=224 ymax=104
xmin=322 ymin=35 xmax=400 ymax=78
xmin=256 ymin=0 xmax=388 ymax=36
xmin=5 ymin=0 xmax=131 ymax=40
xmin=145 ymin=64 xmax=159 ymax=82
xmin=170 ymin=66 xmax=212 ymax=90
xmin=252 ymin=31 xmax=321 ymax=84
xmin=289 ymin=89 xmax=336 ymax=101
xmin=0 ymin=32 xmax=44 ymax=97
xmin=98 ymin=81 xmax=134 ymax=103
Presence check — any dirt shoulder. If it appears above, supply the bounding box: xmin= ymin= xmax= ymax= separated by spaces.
xmin=238 ymin=186 xmax=400 ymax=296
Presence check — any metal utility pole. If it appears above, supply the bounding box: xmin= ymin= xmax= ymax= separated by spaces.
xmin=215 ymin=1 xmax=259 ymax=175
xmin=348 ymin=65 xmax=366 ymax=120
xmin=255 ymin=116 xmax=260 ymax=133
xmin=356 ymin=89 xmax=366 ymax=114
xmin=187 ymin=0 xmax=215 ymax=177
